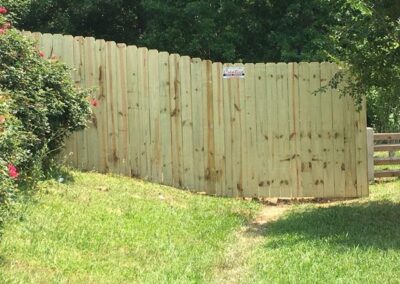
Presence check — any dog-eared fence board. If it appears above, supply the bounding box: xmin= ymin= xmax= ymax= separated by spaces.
xmin=24 ymin=32 xmax=368 ymax=198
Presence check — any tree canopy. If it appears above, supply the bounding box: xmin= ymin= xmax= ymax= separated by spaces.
xmin=2 ymin=0 xmax=399 ymax=131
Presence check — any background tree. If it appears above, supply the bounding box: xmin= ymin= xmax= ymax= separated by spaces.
xmin=2 ymin=0 xmax=399 ymax=131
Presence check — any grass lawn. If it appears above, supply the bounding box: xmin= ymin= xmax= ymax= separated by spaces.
xmin=244 ymin=179 xmax=400 ymax=284
xmin=0 ymin=171 xmax=260 ymax=283
xmin=1 ymin=170 xmax=400 ymax=283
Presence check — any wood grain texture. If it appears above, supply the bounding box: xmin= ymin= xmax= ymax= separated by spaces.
xmin=23 ymin=32 xmax=368 ymax=199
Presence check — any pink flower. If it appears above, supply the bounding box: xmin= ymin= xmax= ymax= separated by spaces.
xmin=0 ymin=28 xmax=5 ymax=35
xmin=39 ymin=51 xmax=45 ymax=57
xmin=7 ymin=164 xmax=19 ymax=179
xmin=0 ymin=7 xmax=7 ymax=14
xmin=90 ymin=98 xmax=98 ymax=107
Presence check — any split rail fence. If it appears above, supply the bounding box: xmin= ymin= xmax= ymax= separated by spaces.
xmin=367 ymin=129 xmax=400 ymax=179
xmin=23 ymin=32 xmax=368 ymax=198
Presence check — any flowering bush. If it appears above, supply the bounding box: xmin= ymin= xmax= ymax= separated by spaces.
xmin=0 ymin=6 xmax=91 ymax=208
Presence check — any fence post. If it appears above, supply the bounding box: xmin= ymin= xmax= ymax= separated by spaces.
xmin=367 ymin=127 xmax=374 ymax=182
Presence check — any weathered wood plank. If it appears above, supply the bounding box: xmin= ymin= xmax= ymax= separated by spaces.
xmin=356 ymin=98 xmax=368 ymax=197
xmin=330 ymin=63 xmax=346 ymax=197
xmin=212 ymin=62 xmax=226 ymax=196
xmin=265 ymin=63 xmax=277 ymax=197
xmin=203 ymin=60 xmax=216 ymax=194
xmin=374 ymin=133 xmax=400 ymax=141
xmin=95 ymin=39 xmax=108 ymax=173
xmin=319 ymin=62 xmax=335 ymax=197
xmin=255 ymin=63 xmax=267 ymax=197
xmin=374 ymin=144 xmax=400 ymax=152
xmin=309 ymin=62 xmax=324 ymax=197
xmin=276 ymin=63 xmax=292 ymax=197
xmin=374 ymin=170 xmax=400 ymax=178
xmin=191 ymin=58 xmax=205 ymax=191
xmin=288 ymin=62 xmax=301 ymax=198
xmin=243 ymin=63 xmax=258 ymax=197
xmin=137 ymin=48 xmax=150 ymax=178
xmin=298 ymin=62 xmax=314 ymax=196
xmin=84 ymin=37 xmax=99 ymax=171
xmin=222 ymin=63 xmax=234 ymax=197
xmin=148 ymin=49 xmax=162 ymax=182
xmin=236 ymin=63 xmax=246 ymax=198
xmin=159 ymin=52 xmax=173 ymax=185
xmin=169 ymin=54 xmax=184 ymax=187
xmin=117 ymin=43 xmax=130 ymax=176
xmin=374 ymin=157 xmax=400 ymax=165
xmin=105 ymin=41 xmax=119 ymax=173
xmin=74 ymin=36 xmax=87 ymax=170
xmin=180 ymin=56 xmax=195 ymax=189
xmin=230 ymin=64 xmax=243 ymax=197
xmin=126 ymin=45 xmax=140 ymax=176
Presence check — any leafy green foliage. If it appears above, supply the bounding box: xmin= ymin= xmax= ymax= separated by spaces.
xmin=3 ymin=0 xmax=399 ymax=128
xmin=0 ymin=8 xmax=91 ymax=209
xmin=327 ymin=0 xmax=400 ymax=131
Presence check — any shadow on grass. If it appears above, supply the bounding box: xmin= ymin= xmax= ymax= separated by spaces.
xmin=263 ymin=201 xmax=400 ymax=250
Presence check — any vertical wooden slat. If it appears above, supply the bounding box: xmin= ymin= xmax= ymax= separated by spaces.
xmin=203 ymin=60 xmax=216 ymax=194
xmin=180 ymin=56 xmax=195 ymax=189
xmin=40 ymin=33 xmax=53 ymax=58
xmin=191 ymin=58 xmax=205 ymax=191
xmin=60 ymin=35 xmax=76 ymax=167
xmin=137 ymin=48 xmax=150 ymax=178
xmin=148 ymin=50 xmax=162 ymax=182
xmin=95 ymin=39 xmax=108 ymax=173
xmin=344 ymin=74 xmax=357 ymax=197
xmin=288 ymin=63 xmax=301 ymax=198
xmin=84 ymin=37 xmax=98 ymax=171
xmin=243 ymin=63 xmax=258 ymax=197
xmin=319 ymin=62 xmax=335 ymax=197
xmin=266 ymin=63 xmax=278 ymax=196
xmin=231 ymin=64 xmax=243 ymax=197
xmin=236 ymin=63 xmax=246 ymax=198
xmin=159 ymin=52 xmax=173 ymax=185
xmin=331 ymin=63 xmax=346 ymax=197
xmin=117 ymin=43 xmax=130 ymax=176
xmin=276 ymin=63 xmax=292 ymax=197
xmin=255 ymin=63 xmax=267 ymax=197
xmin=309 ymin=62 xmax=324 ymax=197
xmin=105 ymin=41 xmax=119 ymax=173
xmin=51 ymin=34 xmax=64 ymax=60
xmin=356 ymin=99 xmax=368 ymax=196
xmin=222 ymin=64 xmax=234 ymax=196
xmin=298 ymin=62 xmax=314 ymax=196
xmin=169 ymin=54 xmax=183 ymax=187
xmin=212 ymin=62 xmax=226 ymax=196
xmin=74 ymin=36 xmax=87 ymax=170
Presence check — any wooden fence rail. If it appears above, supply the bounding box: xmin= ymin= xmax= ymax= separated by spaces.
xmin=368 ymin=130 xmax=400 ymax=179
xmin=23 ymin=31 xmax=368 ymax=198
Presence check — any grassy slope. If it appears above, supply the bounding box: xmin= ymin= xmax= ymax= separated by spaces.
xmin=0 ymin=171 xmax=260 ymax=283
xmin=245 ymin=179 xmax=400 ymax=284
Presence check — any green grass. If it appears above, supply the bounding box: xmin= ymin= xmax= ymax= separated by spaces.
xmin=0 ymin=171 xmax=260 ymax=283
xmin=1 ymin=170 xmax=400 ymax=283
xmin=244 ymin=179 xmax=400 ymax=284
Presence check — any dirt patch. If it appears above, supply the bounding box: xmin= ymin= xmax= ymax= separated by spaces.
xmin=211 ymin=205 xmax=289 ymax=284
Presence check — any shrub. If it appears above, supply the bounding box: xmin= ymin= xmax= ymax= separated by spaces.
xmin=0 ymin=6 xmax=91 ymax=208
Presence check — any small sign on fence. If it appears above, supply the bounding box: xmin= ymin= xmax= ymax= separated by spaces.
xmin=223 ymin=66 xmax=245 ymax=79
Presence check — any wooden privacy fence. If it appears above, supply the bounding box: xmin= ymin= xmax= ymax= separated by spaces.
xmin=23 ymin=32 xmax=368 ymax=198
